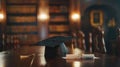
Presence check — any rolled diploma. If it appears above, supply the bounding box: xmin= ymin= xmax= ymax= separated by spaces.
xmin=81 ymin=54 xmax=95 ymax=59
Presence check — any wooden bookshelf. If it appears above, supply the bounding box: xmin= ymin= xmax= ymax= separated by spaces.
xmin=48 ymin=0 xmax=70 ymax=36
xmin=6 ymin=0 xmax=39 ymax=45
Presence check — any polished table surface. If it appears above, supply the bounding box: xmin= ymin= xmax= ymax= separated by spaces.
xmin=0 ymin=46 xmax=120 ymax=67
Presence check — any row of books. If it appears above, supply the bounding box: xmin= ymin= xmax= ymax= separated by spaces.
xmin=7 ymin=6 xmax=36 ymax=14
xmin=8 ymin=16 xmax=36 ymax=23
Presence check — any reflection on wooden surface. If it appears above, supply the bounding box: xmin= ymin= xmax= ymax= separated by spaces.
xmin=0 ymin=46 xmax=120 ymax=67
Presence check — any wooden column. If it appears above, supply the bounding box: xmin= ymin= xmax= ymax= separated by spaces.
xmin=37 ymin=0 xmax=49 ymax=40
xmin=0 ymin=0 xmax=6 ymax=31
xmin=0 ymin=0 xmax=6 ymax=51
xmin=70 ymin=0 xmax=81 ymax=32
xmin=37 ymin=0 xmax=49 ymax=66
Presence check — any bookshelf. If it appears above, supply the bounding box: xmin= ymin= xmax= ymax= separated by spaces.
xmin=48 ymin=0 xmax=70 ymax=37
xmin=6 ymin=0 xmax=39 ymax=45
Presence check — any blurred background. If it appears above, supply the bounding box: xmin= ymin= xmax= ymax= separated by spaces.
xmin=0 ymin=0 xmax=120 ymax=56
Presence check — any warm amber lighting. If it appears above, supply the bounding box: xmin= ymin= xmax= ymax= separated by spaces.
xmin=71 ymin=13 xmax=80 ymax=21
xmin=39 ymin=56 xmax=46 ymax=66
xmin=38 ymin=46 xmax=46 ymax=66
xmin=73 ymin=61 xmax=81 ymax=67
xmin=38 ymin=13 xmax=49 ymax=21
xmin=20 ymin=55 xmax=30 ymax=59
xmin=0 ymin=54 xmax=6 ymax=67
xmin=73 ymin=48 xmax=82 ymax=56
xmin=0 ymin=13 xmax=4 ymax=20
xmin=0 ymin=60 xmax=5 ymax=67
xmin=108 ymin=18 xmax=116 ymax=27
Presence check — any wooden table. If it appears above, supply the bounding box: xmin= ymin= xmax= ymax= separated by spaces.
xmin=0 ymin=46 xmax=120 ymax=67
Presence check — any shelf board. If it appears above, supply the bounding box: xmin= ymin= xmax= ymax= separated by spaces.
xmin=7 ymin=22 xmax=37 ymax=26
xmin=49 ymin=33 xmax=69 ymax=37
xmin=49 ymin=3 xmax=69 ymax=6
xmin=49 ymin=22 xmax=69 ymax=25
xmin=6 ymin=3 xmax=37 ymax=5
xmin=49 ymin=0 xmax=69 ymax=5
xmin=7 ymin=13 xmax=37 ymax=16
xmin=7 ymin=32 xmax=38 ymax=35
xmin=49 ymin=31 xmax=70 ymax=34
xmin=50 ymin=12 xmax=69 ymax=15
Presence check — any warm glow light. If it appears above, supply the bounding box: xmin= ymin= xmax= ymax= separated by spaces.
xmin=0 ymin=60 xmax=5 ymax=67
xmin=0 ymin=54 xmax=6 ymax=67
xmin=71 ymin=13 xmax=80 ymax=21
xmin=38 ymin=13 xmax=49 ymax=21
xmin=0 ymin=13 xmax=4 ymax=20
xmin=73 ymin=61 xmax=81 ymax=67
xmin=38 ymin=46 xmax=46 ymax=66
xmin=39 ymin=56 xmax=46 ymax=66
xmin=73 ymin=48 xmax=82 ymax=55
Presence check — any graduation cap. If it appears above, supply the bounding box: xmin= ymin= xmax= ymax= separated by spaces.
xmin=37 ymin=36 xmax=75 ymax=47
xmin=37 ymin=36 xmax=76 ymax=57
